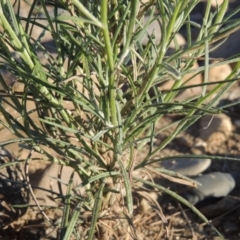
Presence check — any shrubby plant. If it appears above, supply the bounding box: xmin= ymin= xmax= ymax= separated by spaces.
xmin=0 ymin=0 xmax=240 ymax=238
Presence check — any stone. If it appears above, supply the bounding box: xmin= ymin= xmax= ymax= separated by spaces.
xmin=31 ymin=163 xmax=83 ymax=207
xmin=159 ymin=61 xmax=201 ymax=89
xmin=201 ymin=0 xmax=224 ymax=8
xmin=11 ymin=0 xmax=55 ymax=43
xmin=174 ymin=61 xmax=231 ymax=101
xmin=199 ymin=113 xmax=232 ymax=144
xmin=206 ymin=62 xmax=232 ymax=91
xmin=140 ymin=15 xmax=186 ymax=48
xmin=160 ymin=158 xmax=211 ymax=176
xmin=138 ymin=192 xmax=158 ymax=213
xmin=182 ymin=172 xmax=236 ymax=205
xmin=159 ymin=61 xmax=203 ymax=101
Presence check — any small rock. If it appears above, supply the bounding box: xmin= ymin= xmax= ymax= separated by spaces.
xmin=11 ymin=1 xmax=54 ymax=42
xmin=160 ymin=158 xmax=211 ymax=176
xmin=206 ymin=132 xmax=227 ymax=152
xmin=138 ymin=192 xmax=158 ymax=213
xmin=32 ymin=163 xmax=82 ymax=207
xmin=199 ymin=113 xmax=232 ymax=143
xmin=201 ymin=0 xmax=224 ymax=8
xmin=206 ymin=62 xmax=232 ymax=91
xmin=160 ymin=61 xmax=203 ymax=101
xmin=140 ymin=15 xmax=186 ymax=48
xmin=182 ymin=172 xmax=236 ymax=205
xmin=191 ymin=138 xmax=207 ymax=154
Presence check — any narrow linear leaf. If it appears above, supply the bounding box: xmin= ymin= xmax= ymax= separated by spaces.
xmin=87 ymin=182 xmax=105 ymax=240
xmin=117 ymin=159 xmax=133 ymax=215
xmin=63 ymin=201 xmax=83 ymax=240
xmin=60 ymin=171 xmax=75 ymax=239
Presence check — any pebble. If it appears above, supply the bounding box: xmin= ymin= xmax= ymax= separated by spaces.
xmin=182 ymin=172 xmax=236 ymax=205
xmin=11 ymin=1 xmax=54 ymax=42
xmin=206 ymin=62 xmax=232 ymax=91
xmin=202 ymin=0 xmax=224 ymax=8
xmin=160 ymin=158 xmax=211 ymax=176
xmin=140 ymin=15 xmax=186 ymax=48
xmin=138 ymin=192 xmax=158 ymax=213
xmin=199 ymin=113 xmax=232 ymax=145
xmin=160 ymin=61 xmax=203 ymax=102
xmin=32 ymin=163 xmax=82 ymax=207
